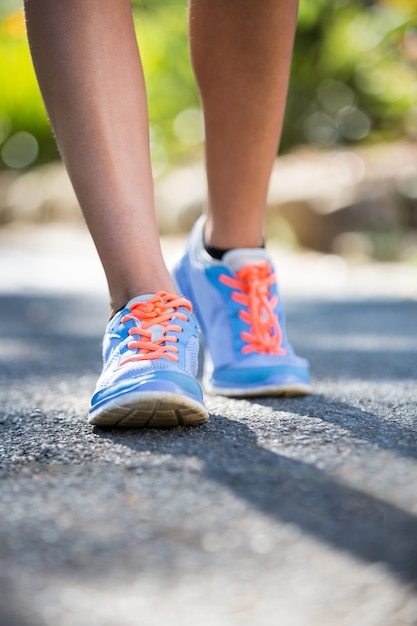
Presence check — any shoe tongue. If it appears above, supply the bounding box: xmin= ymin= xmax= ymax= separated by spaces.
xmin=125 ymin=293 xmax=155 ymax=308
xmin=223 ymin=248 xmax=270 ymax=272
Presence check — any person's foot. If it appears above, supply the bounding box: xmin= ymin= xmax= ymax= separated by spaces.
xmin=88 ymin=292 xmax=209 ymax=427
xmin=172 ymin=217 xmax=312 ymax=397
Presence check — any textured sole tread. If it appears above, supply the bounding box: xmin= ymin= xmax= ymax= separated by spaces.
xmin=89 ymin=392 xmax=208 ymax=428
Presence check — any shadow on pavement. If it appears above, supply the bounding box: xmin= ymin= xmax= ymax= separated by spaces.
xmin=1 ymin=292 xmax=417 ymax=593
xmin=95 ymin=411 xmax=417 ymax=586
xmin=252 ymin=394 xmax=417 ymax=461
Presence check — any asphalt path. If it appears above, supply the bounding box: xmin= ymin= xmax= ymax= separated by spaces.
xmin=0 ymin=225 xmax=416 ymax=626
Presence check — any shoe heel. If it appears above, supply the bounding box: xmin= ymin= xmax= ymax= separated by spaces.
xmin=172 ymin=255 xmax=206 ymax=381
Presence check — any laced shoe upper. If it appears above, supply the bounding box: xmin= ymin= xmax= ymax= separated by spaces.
xmin=94 ymin=291 xmax=201 ymax=398
xmin=119 ymin=292 xmax=193 ymax=365
xmin=89 ymin=291 xmax=207 ymax=424
xmin=172 ymin=216 xmax=311 ymax=395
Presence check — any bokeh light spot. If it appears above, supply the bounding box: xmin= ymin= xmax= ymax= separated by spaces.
xmin=173 ymin=108 xmax=205 ymax=146
xmin=317 ymin=80 xmax=355 ymax=114
xmin=336 ymin=106 xmax=371 ymax=141
xmin=304 ymin=112 xmax=339 ymax=146
xmin=1 ymin=131 xmax=39 ymax=169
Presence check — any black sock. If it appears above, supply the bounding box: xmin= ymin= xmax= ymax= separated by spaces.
xmin=204 ymin=236 xmax=265 ymax=260
xmin=204 ymin=239 xmax=231 ymax=260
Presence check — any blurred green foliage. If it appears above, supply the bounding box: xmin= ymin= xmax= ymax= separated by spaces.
xmin=283 ymin=0 xmax=417 ymax=150
xmin=0 ymin=0 xmax=416 ymax=171
xmin=0 ymin=5 xmax=59 ymax=167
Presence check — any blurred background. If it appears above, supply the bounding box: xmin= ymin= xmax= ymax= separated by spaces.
xmin=0 ymin=0 xmax=416 ymax=263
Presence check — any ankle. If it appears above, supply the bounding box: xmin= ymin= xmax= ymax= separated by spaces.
xmin=204 ymin=216 xmax=264 ymax=250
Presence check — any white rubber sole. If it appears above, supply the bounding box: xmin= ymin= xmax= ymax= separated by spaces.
xmin=88 ymin=391 xmax=209 ymax=428
xmin=204 ymin=379 xmax=313 ymax=398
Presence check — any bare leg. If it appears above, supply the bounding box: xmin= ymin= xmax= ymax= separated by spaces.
xmin=189 ymin=0 xmax=298 ymax=249
xmin=24 ymin=0 xmax=176 ymax=315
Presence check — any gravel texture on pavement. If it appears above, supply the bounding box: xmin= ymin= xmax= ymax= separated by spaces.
xmin=0 ymin=225 xmax=416 ymax=626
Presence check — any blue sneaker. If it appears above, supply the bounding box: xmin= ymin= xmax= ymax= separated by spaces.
xmin=172 ymin=217 xmax=312 ymax=397
xmin=88 ymin=292 xmax=209 ymax=427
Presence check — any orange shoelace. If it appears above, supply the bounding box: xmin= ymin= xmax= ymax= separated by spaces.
xmin=120 ymin=292 xmax=191 ymax=365
xmin=219 ymin=262 xmax=286 ymax=355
